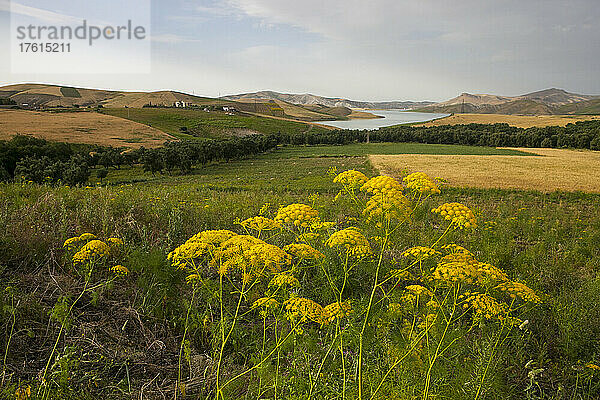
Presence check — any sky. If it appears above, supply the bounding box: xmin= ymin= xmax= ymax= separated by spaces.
xmin=0 ymin=0 xmax=599 ymax=102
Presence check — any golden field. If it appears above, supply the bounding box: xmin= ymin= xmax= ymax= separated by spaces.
xmin=370 ymin=148 xmax=600 ymax=192
xmin=418 ymin=113 xmax=600 ymax=128
xmin=0 ymin=109 xmax=174 ymax=148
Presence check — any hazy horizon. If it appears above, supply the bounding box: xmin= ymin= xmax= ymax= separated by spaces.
xmin=1 ymin=0 xmax=599 ymax=102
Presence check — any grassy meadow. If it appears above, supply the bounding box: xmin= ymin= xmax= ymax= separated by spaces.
xmin=101 ymin=108 xmax=331 ymax=140
xmin=2 ymin=142 xmax=600 ymax=399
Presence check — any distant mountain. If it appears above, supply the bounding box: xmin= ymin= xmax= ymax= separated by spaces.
xmin=418 ymin=88 xmax=599 ymax=115
xmin=222 ymin=91 xmax=434 ymax=110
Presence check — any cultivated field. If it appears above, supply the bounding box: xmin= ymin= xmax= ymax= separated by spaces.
xmin=370 ymin=147 xmax=600 ymax=192
xmin=418 ymin=112 xmax=600 ymax=128
xmin=0 ymin=109 xmax=173 ymax=148
xmin=101 ymin=107 xmax=329 ymax=139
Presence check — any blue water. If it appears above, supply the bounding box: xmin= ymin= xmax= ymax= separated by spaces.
xmin=319 ymin=110 xmax=450 ymax=130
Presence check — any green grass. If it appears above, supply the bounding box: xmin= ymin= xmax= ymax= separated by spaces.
xmin=101 ymin=107 xmax=330 ymax=140
xmin=2 ymin=143 xmax=600 ymax=399
xmin=90 ymin=143 xmax=533 ymax=186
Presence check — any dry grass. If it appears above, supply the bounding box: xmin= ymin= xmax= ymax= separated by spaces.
xmin=0 ymin=109 xmax=174 ymax=148
xmin=417 ymin=113 xmax=600 ymax=128
xmin=370 ymin=148 xmax=600 ymax=192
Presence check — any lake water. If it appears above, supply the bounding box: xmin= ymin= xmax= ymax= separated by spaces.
xmin=319 ymin=110 xmax=450 ymax=130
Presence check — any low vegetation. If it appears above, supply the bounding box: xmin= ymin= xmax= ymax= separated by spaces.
xmin=1 ymin=146 xmax=600 ymax=399
xmin=100 ymin=108 xmax=330 ymax=140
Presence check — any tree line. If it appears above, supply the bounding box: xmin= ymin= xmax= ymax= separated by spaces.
xmin=272 ymin=120 xmax=600 ymax=150
xmin=0 ymin=135 xmax=277 ymax=185
xmin=3 ymin=119 xmax=600 ymax=186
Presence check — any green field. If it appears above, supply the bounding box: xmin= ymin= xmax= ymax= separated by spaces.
xmin=271 ymin=142 xmax=533 ymax=157
xmin=2 ymin=142 xmax=600 ymax=399
xmin=101 ymin=107 xmax=330 ymax=140
xmin=88 ymin=142 xmax=532 ymax=186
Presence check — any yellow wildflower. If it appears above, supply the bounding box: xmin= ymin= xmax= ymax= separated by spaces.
xmin=15 ymin=385 xmax=31 ymax=400
xmin=275 ymin=204 xmax=319 ymax=228
xmin=72 ymin=240 xmax=110 ymax=263
xmin=431 ymin=203 xmax=477 ymax=229
xmin=460 ymin=292 xmax=507 ymax=321
xmin=63 ymin=236 xmax=81 ymax=249
xmin=283 ymin=243 xmax=324 ymax=261
xmin=106 ymin=237 xmax=124 ymax=247
xmin=333 ymin=170 xmax=369 ymax=190
xmin=110 ymin=265 xmax=129 ymax=276
xmin=360 ymin=175 xmax=403 ymax=195
xmin=495 ymin=281 xmax=541 ymax=303
xmin=185 ymin=273 xmax=201 ymax=284
xmin=403 ymin=172 xmax=440 ymax=195
xmin=405 ymin=284 xmax=432 ymax=297
xmin=284 ymin=297 xmax=326 ymax=325
xmin=169 ymin=230 xmax=238 ymax=270
xmin=78 ymin=233 xmax=97 ymax=242
xmin=253 ymin=297 xmax=280 ymax=310
xmin=240 ymin=216 xmax=282 ymax=232
xmin=326 ymin=228 xmax=372 ymax=257
xmin=269 ymin=273 xmax=300 ymax=288
xmin=323 ymin=300 xmax=353 ymax=323
xmin=245 ymin=243 xmax=292 ymax=275
xmin=402 ymin=246 xmax=441 ymax=260
xmin=363 ymin=190 xmax=411 ymax=224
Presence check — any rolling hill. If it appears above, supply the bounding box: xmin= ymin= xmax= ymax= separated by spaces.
xmin=0 ymin=83 xmax=230 ymax=108
xmin=0 ymin=84 xmax=365 ymax=122
xmin=222 ymin=90 xmax=434 ymax=110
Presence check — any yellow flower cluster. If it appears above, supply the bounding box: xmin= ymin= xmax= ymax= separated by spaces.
xmin=245 ymin=243 xmax=292 ymax=275
xmin=402 ymin=246 xmax=441 ymax=260
xmin=442 ymin=244 xmax=474 ymax=256
xmin=168 ymin=230 xmax=238 ymax=269
xmin=432 ymin=252 xmax=481 ymax=284
xmin=110 ymin=265 xmax=129 ymax=276
xmin=186 ymin=273 xmax=201 ymax=284
xmin=403 ymin=172 xmax=440 ymax=195
xmin=213 ymin=236 xmax=288 ymax=280
xmin=79 ymin=233 xmax=97 ymax=241
xmin=495 ymin=281 xmax=541 ymax=303
xmin=333 ymin=169 xmax=369 ymax=190
xmin=283 ymin=243 xmax=324 ymax=261
xmin=72 ymin=240 xmax=110 ymax=263
xmin=253 ymin=297 xmax=280 ymax=310
xmin=284 ymin=297 xmax=326 ymax=324
xmin=363 ymin=190 xmax=411 ymax=224
xmin=106 ymin=237 xmax=124 ymax=247
xmin=275 ymin=204 xmax=319 ymax=228
xmin=460 ymin=292 xmax=507 ymax=321
xmin=360 ymin=176 xmax=403 ymax=195
xmin=240 ymin=216 xmax=282 ymax=231
xmin=405 ymin=284 xmax=432 ymax=297
xmin=63 ymin=232 xmax=97 ymax=249
xmin=323 ymin=300 xmax=353 ymax=322
xmin=431 ymin=203 xmax=477 ymax=229
xmin=326 ymin=228 xmax=372 ymax=257
xmin=15 ymin=386 xmax=31 ymax=400
xmin=269 ymin=273 xmax=300 ymax=288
